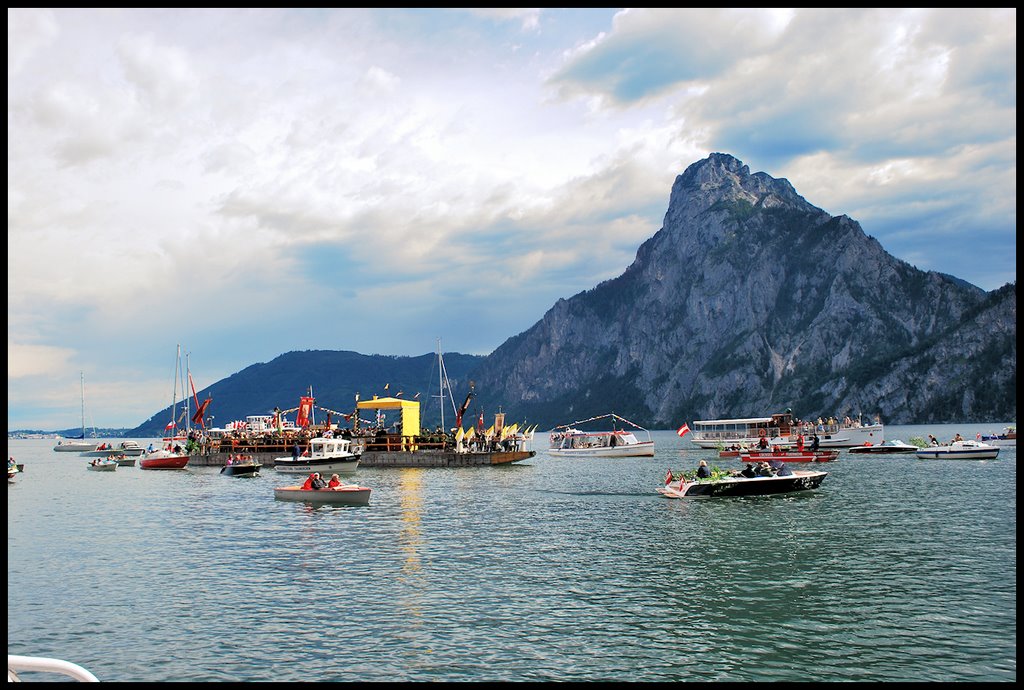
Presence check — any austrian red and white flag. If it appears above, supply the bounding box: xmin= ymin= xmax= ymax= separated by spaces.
xmin=676 ymin=423 xmax=691 ymax=438
xmin=164 ymin=421 xmax=175 ymax=430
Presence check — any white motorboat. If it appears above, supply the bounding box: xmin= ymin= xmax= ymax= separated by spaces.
xmin=847 ymin=439 xmax=918 ymax=454
xmin=273 ymin=437 xmax=361 ymax=475
xmin=86 ymin=458 xmax=118 ymax=472
xmin=915 ymin=440 xmax=1000 ymax=460
xmin=548 ymin=414 xmax=655 ymax=457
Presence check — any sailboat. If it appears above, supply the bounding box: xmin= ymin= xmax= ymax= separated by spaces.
xmin=52 ymin=372 xmax=98 ymax=452
xmin=140 ymin=345 xmax=190 ymax=470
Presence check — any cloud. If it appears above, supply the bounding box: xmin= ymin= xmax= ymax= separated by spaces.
xmin=6 ymin=8 xmax=1015 ymax=428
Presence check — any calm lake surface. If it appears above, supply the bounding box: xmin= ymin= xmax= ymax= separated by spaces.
xmin=7 ymin=424 xmax=1017 ymax=682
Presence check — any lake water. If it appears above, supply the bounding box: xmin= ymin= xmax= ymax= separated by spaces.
xmin=7 ymin=424 xmax=1016 ymax=682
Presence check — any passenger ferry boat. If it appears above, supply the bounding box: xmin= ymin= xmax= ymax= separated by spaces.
xmin=689 ymin=410 xmax=884 ymax=449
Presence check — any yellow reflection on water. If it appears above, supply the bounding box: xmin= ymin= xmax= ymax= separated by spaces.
xmin=397 ymin=467 xmax=426 ymax=632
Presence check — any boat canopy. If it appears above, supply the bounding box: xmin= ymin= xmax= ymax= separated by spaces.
xmin=356 ymin=396 xmax=421 ymax=437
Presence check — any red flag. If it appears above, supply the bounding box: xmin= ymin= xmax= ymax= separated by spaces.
xmin=295 ymin=396 xmax=314 ymax=428
xmin=191 ymin=398 xmax=211 ymax=426
xmin=164 ymin=421 xmax=175 ymax=430
xmin=676 ymin=423 xmax=691 ymax=438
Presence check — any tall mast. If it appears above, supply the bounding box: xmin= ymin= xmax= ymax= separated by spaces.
xmin=170 ymin=344 xmax=180 ymax=436
xmin=184 ymin=350 xmax=191 ymax=434
xmin=80 ymin=371 xmax=86 ymax=439
xmin=437 ymin=338 xmax=444 ymax=431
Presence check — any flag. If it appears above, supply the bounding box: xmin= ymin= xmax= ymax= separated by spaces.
xmin=455 ymin=427 xmax=465 ymax=443
xmin=465 ymin=427 xmax=475 ymax=442
xmin=164 ymin=421 xmax=175 ymax=430
xmin=383 ymin=383 xmax=389 ymax=391
xmin=677 ymin=423 xmax=691 ymax=438
xmin=484 ymin=424 xmax=494 ymax=439
xmin=477 ymin=412 xmax=485 ymax=432
xmin=191 ymin=398 xmax=212 ymax=426
xmin=296 ymin=396 xmax=314 ymax=427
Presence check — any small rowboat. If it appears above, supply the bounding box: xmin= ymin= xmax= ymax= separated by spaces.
xmin=221 ymin=461 xmax=261 ymax=477
xmin=87 ymin=458 xmax=118 ymax=472
xmin=274 ymin=484 xmax=371 ymax=506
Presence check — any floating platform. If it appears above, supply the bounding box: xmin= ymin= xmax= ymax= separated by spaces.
xmin=187 ymin=449 xmax=534 ymax=468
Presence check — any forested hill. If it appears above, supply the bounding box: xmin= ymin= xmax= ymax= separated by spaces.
xmin=128 ymin=350 xmax=486 ymax=437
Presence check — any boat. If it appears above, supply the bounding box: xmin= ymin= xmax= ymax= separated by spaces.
xmin=547 ymin=413 xmax=655 ymax=457
xmin=659 ymin=469 xmax=829 ymax=498
xmin=273 ymin=482 xmax=372 ymax=505
xmin=139 ymin=448 xmax=190 ymax=470
xmin=978 ymin=426 xmax=1016 ymax=447
xmin=915 ymin=440 xmax=1000 ymax=460
xmin=112 ymin=454 xmax=137 ymax=467
xmin=273 ymin=437 xmax=360 ymax=475
xmin=140 ymin=346 xmax=192 ymax=470
xmin=80 ymin=440 xmax=146 ymax=458
xmin=739 ymin=449 xmax=839 ymax=463
xmin=221 ymin=458 xmax=262 ymax=477
xmin=689 ymin=410 xmax=884 ymax=449
xmin=53 ymin=372 xmax=98 ymax=453
xmin=8 ymin=465 xmax=19 ymax=481
xmin=86 ymin=458 xmax=118 ymax=472
xmin=847 ymin=439 xmax=918 ymax=455
xmin=8 ymin=654 xmax=100 ymax=682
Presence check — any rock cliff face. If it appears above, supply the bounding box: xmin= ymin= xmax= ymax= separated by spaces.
xmin=471 ymin=153 xmax=1016 ymax=426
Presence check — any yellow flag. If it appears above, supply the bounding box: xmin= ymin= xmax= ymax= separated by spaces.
xmin=455 ymin=427 xmax=465 ymax=443
xmin=465 ymin=427 xmax=475 ymax=441
xmin=485 ymin=425 xmax=494 ymax=439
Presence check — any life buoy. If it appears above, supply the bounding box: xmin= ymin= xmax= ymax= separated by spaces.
xmin=758 ymin=429 xmax=766 ymax=438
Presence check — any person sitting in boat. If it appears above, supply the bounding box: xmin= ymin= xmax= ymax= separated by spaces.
xmin=953 ymin=433 xmax=964 ymax=443
xmin=328 ymin=473 xmax=343 ymax=488
xmin=757 ymin=434 xmax=769 ymax=450
xmin=756 ymin=461 xmax=775 ymax=477
xmin=696 ymin=460 xmax=711 ymax=479
xmin=301 ymin=473 xmax=316 ymax=490
xmin=310 ymin=472 xmax=328 ymax=490
xmin=740 ymin=463 xmax=757 ymax=478
xmin=771 ymin=444 xmax=784 ymax=455
xmin=767 ymin=458 xmax=793 ymax=477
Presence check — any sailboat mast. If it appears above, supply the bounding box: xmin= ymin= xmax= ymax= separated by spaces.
xmin=437 ymin=338 xmax=445 ymax=432
xmin=170 ymin=344 xmax=180 ymax=436
xmin=185 ymin=350 xmax=191 ymax=435
xmin=80 ymin=371 xmax=86 ymax=439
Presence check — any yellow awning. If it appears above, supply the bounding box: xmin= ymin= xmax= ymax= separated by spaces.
xmin=356 ymin=397 xmax=421 ymax=437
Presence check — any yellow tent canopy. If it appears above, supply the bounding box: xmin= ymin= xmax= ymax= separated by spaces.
xmin=356 ymin=396 xmax=421 ymax=437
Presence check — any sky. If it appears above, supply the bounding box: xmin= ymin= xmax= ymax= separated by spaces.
xmin=8 ymin=8 xmax=1017 ymax=430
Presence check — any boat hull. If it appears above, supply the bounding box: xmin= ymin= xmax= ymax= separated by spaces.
xmin=139 ymin=453 xmax=190 ymax=470
xmin=659 ymin=470 xmax=828 ymax=498
xmin=221 ymin=463 xmax=261 ymax=477
xmin=739 ymin=450 xmax=838 ymax=463
xmin=53 ymin=441 xmax=96 ymax=453
xmin=848 ymin=444 xmax=917 ymax=454
xmin=274 ymin=486 xmax=371 ymax=505
xmin=86 ymin=461 xmax=118 ymax=472
xmin=915 ymin=446 xmax=999 ymax=460
xmin=548 ymin=442 xmax=655 ymax=458
xmin=273 ymin=456 xmax=359 ymax=475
